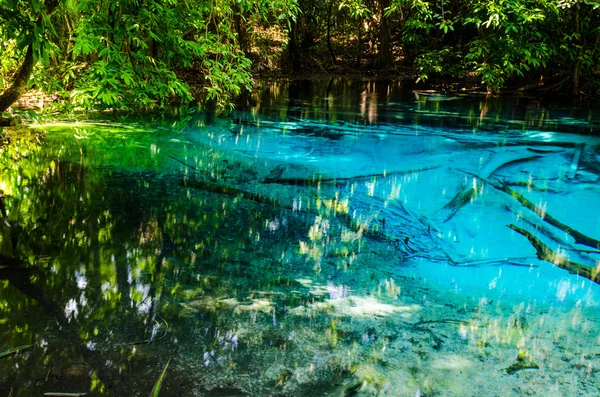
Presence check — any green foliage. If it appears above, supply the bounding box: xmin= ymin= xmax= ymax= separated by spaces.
xmin=339 ymin=0 xmax=371 ymax=18
xmin=1 ymin=0 xmax=299 ymax=111
xmin=2 ymin=0 xmax=600 ymax=107
xmin=415 ymin=47 xmax=464 ymax=83
xmin=385 ymin=0 xmax=600 ymax=93
xmin=461 ymin=0 xmax=557 ymax=91
xmin=149 ymin=350 xmax=175 ymax=397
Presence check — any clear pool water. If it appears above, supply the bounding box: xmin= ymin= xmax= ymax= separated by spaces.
xmin=1 ymin=80 xmax=600 ymax=396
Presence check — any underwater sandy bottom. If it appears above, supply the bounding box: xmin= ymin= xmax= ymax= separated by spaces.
xmin=169 ymin=119 xmax=600 ymax=396
xmin=170 ymin=236 xmax=600 ymax=397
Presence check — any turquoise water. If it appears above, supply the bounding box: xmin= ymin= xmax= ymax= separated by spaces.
xmin=1 ymin=81 xmax=600 ymax=396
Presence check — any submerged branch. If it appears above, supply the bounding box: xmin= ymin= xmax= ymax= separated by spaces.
xmin=458 ymin=170 xmax=600 ymax=250
xmin=450 ymin=256 xmax=539 ymax=268
xmin=182 ymin=178 xmax=393 ymax=242
xmin=413 ymin=319 xmax=487 ymax=327
xmin=182 ymin=178 xmax=291 ymax=210
xmin=494 ymin=181 xmax=600 ymax=249
xmin=508 ymin=224 xmax=600 ymax=284
xmin=437 ymin=151 xmax=540 ymax=222
xmin=262 ymin=165 xmax=442 ymax=186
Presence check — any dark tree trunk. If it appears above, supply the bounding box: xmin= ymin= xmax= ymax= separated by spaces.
xmin=327 ymin=0 xmax=336 ymax=65
xmin=288 ymin=18 xmax=301 ymax=71
xmin=0 ymin=45 xmax=35 ymax=113
xmin=356 ymin=20 xmax=362 ymax=68
xmin=379 ymin=0 xmax=392 ymax=68
xmin=0 ymin=0 xmax=61 ymax=113
xmin=233 ymin=6 xmax=250 ymax=56
xmin=150 ymin=38 xmax=159 ymax=59
xmin=572 ymin=4 xmax=582 ymax=96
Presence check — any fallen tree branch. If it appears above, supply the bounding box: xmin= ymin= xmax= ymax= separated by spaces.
xmin=182 ymin=178 xmax=291 ymax=209
xmin=182 ymin=178 xmax=393 ymax=242
xmin=167 ymin=155 xmax=225 ymax=179
xmin=503 ymin=203 xmax=599 ymax=267
xmin=262 ymin=165 xmax=442 ymax=186
xmin=437 ymin=151 xmax=540 ymax=222
xmin=458 ymin=170 xmax=600 ymax=250
xmin=508 ymin=224 xmax=600 ymax=284
xmin=495 ymin=181 xmax=600 ymax=249
xmin=450 ymin=256 xmax=539 ymax=268
xmin=526 ymin=147 xmax=565 ymax=154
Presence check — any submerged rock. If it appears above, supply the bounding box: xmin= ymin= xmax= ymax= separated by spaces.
xmin=265 ymin=164 xmax=286 ymax=181
xmin=506 ymin=350 xmax=539 ymax=375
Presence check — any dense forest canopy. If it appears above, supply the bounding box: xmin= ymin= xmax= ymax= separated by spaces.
xmin=0 ymin=0 xmax=599 ymax=112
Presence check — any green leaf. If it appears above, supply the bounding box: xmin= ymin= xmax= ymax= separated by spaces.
xmin=149 ymin=350 xmax=175 ymax=397
xmin=0 ymin=344 xmax=32 ymax=358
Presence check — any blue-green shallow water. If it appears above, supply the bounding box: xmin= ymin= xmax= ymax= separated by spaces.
xmin=2 ymin=82 xmax=600 ymax=396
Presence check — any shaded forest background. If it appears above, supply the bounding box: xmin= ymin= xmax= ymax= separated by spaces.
xmin=1 ymin=0 xmax=599 ymax=113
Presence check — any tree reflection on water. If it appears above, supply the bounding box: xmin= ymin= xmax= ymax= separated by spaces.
xmin=1 ymin=93 xmax=600 ymax=396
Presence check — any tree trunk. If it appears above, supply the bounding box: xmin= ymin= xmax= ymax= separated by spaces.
xmin=379 ymin=0 xmax=392 ymax=68
xmin=233 ymin=6 xmax=250 ymax=56
xmin=572 ymin=4 xmax=582 ymax=96
xmin=150 ymin=39 xmax=159 ymax=59
xmin=356 ymin=19 xmax=362 ymax=68
xmin=0 ymin=0 xmax=61 ymax=112
xmin=327 ymin=0 xmax=336 ymax=65
xmin=288 ymin=18 xmax=301 ymax=71
xmin=0 ymin=45 xmax=35 ymax=113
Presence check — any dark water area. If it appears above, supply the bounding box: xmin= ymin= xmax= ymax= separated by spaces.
xmin=242 ymin=79 xmax=600 ymax=133
xmin=1 ymin=80 xmax=600 ymax=396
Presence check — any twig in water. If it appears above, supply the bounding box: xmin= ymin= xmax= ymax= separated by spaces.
xmin=262 ymin=165 xmax=441 ymax=186
xmin=167 ymin=155 xmax=202 ymax=172
xmin=450 ymin=257 xmax=539 ymax=268
xmin=126 ymin=316 xmax=169 ymax=346
xmin=182 ymin=178 xmax=291 ymax=209
xmin=413 ymin=319 xmax=489 ymax=327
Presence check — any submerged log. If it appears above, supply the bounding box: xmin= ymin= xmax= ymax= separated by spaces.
xmin=262 ymin=165 xmax=442 ymax=186
xmin=451 ymin=256 xmax=538 ymax=268
xmin=495 ymin=181 xmax=600 ymax=249
xmin=182 ymin=178 xmax=393 ymax=242
xmin=437 ymin=151 xmax=540 ymax=222
xmin=508 ymin=224 xmax=600 ymax=284
xmin=458 ymin=169 xmax=600 ymax=250
xmin=526 ymin=147 xmax=565 ymax=154
xmin=510 ymin=203 xmax=600 ymax=267
xmin=182 ymin=178 xmax=291 ymax=210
